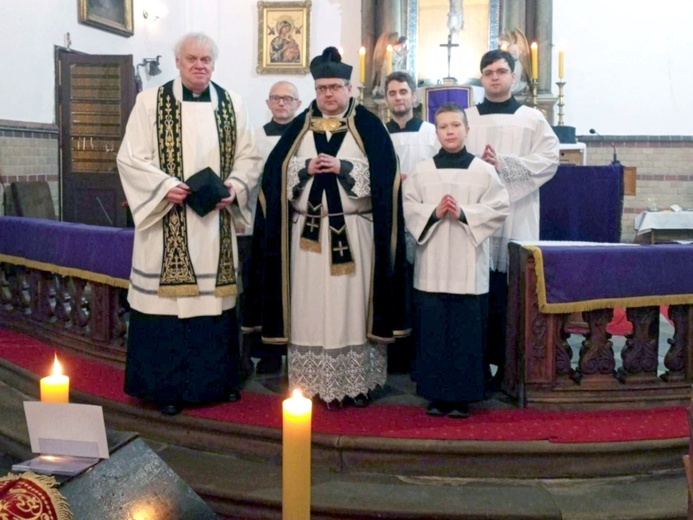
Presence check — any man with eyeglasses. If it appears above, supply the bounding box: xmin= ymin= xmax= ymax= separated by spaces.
xmin=465 ymin=49 xmax=559 ymax=392
xmin=246 ymin=47 xmax=409 ymax=409
xmin=248 ymin=81 xmax=302 ymax=375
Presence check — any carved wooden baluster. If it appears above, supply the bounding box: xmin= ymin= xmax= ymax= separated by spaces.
xmin=13 ymin=267 xmax=31 ymax=314
xmin=69 ymin=278 xmax=91 ymax=333
xmin=555 ymin=313 xmax=574 ymax=376
xmin=29 ymin=270 xmax=54 ymax=322
xmin=112 ymin=288 xmax=128 ymax=344
xmin=617 ymin=306 xmax=659 ymax=382
xmin=0 ymin=264 xmax=12 ymax=307
xmin=662 ymin=305 xmax=691 ymax=382
xmin=53 ymin=275 xmax=73 ymax=324
xmin=578 ymin=308 xmax=615 ymax=376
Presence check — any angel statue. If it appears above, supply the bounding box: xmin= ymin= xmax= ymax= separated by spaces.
xmin=371 ymin=32 xmax=408 ymax=98
xmin=498 ymin=28 xmax=530 ymax=94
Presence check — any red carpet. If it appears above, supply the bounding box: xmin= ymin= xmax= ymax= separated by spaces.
xmin=0 ymin=328 xmax=688 ymax=444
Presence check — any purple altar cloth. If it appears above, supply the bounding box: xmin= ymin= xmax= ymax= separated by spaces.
xmin=540 ymin=164 xmax=623 ymax=243
xmin=0 ymin=216 xmax=133 ymax=287
xmin=526 ymin=243 xmax=693 ymax=313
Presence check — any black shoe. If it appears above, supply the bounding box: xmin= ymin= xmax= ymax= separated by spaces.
xmin=228 ymin=389 xmax=242 ymax=403
xmin=448 ymin=402 xmax=470 ymax=419
xmin=160 ymin=404 xmax=182 ymax=416
xmin=426 ymin=401 xmax=450 ymax=417
xmin=325 ymin=399 xmax=343 ymax=411
xmin=352 ymin=393 xmax=370 ymax=408
xmin=256 ymin=356 xmax=282 ymax=374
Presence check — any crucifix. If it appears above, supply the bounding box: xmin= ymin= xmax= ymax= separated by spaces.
xmin=439 ymin=33 xmax=459 ymax=80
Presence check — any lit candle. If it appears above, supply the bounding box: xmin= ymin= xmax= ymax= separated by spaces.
xmin=386 ymin=44 xmax=393 ymax=75
xmin=531 ymin=42 xmax=538 ymax=79
xmin=337 ymin=47 xmax=344 ymax=58
xmin=558 ymin=49 xmax=565 ymax=79
xmin=500 ymin=43 xmax=508 ymax=52
xmin=40 ymin=354 xmax=69 ymax=403
xmin=283 ymin=389 xmax=312 ymax=520
xmin=359 ymin=47 xmax=366 ymax=84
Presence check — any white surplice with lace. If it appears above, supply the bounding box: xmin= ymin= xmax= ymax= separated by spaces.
xmin=465 ymin=105 xmax=559 ymax=273
xmin=285 ymin=130 xmax=386 ymax=403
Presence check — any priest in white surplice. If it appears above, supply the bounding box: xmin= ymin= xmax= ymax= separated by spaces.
xmin=246 ymin=48 xmax=409 ymax=408
xmin=117 ymin=33 xmax=261 ymax=415
xmin=465 ymin=49 xmax=559 ymax=388
xmin=404 ymin=103 xmax=509 ymax=417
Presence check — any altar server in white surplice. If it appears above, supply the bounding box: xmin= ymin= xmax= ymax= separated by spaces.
xmin=465 ymin=49 xmax=559 ymax=388
xmin=117 ymin=33 xmax=261 ymax=416
xmin=383 ymin=71 xmax=439 ymax=374
xmin=404 ymin=103 xmax=509 ymax=418
xmin=384 ymin=71 xmax=440 ymax=178
xmin=247 ymin=81 xmax=302 ymax=375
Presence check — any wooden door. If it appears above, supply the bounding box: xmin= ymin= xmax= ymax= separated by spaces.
xmin=58 ymin=52 xmax=135 ymax=227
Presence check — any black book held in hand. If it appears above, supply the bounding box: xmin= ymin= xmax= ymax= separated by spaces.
xmin=185 ymin=167 xmax=229 ymax=217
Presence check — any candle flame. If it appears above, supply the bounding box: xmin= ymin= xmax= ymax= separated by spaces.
xmin=292 ymin=389 xmax=304 ymax=399
xmin=359 ymin=46 xmax=366 ymax=55
xmin=531 ymin=42 xmax=538 ymax=50
xmin=52 ymin=354 xmax=63 ymax=377
xmin=338 ymin=47 xmax=344 ymax=57
xmin=500 ymin=43 xmax=508 ymax=51
xmin=386 ymin=44 xmax=393 ymax=52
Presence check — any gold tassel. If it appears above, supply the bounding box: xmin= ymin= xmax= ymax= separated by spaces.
xmin=300 ymin=237 xmax=322 ymax=253
xmin=214 ymin=284 xmax=238 ymax=297
xmin=331 ymin=261 xmax=355 ymax=276
xmin=157 ymin=284 xmax=200 ymax=297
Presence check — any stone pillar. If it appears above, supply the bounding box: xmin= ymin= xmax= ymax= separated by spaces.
xmin=534 ymin=0 xmax=553 ymax=93
xmin=500 ymin=0 xmax=525 ymax=35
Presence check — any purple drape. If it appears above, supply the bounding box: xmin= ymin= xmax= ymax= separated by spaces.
xmin=0 ymin=216 xmax=133 ymax=281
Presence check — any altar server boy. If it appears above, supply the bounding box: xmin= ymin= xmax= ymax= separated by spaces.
xmin=403 ymin=103 xmax=509 ymax=418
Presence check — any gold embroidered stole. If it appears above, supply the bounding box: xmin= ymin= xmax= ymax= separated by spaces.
xmin=156 ymin=80 xmax=238 ymax=297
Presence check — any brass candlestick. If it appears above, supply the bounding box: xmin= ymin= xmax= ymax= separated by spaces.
xmin=556 ymin=80 xmax=566 ymax=126
xmin=530 ymin=78 xmax=538 ymax=109
xmin=358 ymin=86 xmax=364 ymax=105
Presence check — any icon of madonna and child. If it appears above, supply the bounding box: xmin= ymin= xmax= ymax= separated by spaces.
xmin=269 ymin=17 xmax=302 ymax=64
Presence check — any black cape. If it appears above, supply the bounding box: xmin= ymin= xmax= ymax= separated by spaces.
xmin=244 ymin=97 xmax=410 ymax=344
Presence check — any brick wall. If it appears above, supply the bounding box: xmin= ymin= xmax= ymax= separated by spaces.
xmin=0 ymin=120 xmax=59 ymax=216
xmin=581 ymin=136 xmax=693 ymax=243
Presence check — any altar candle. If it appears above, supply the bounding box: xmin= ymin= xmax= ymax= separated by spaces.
xmin=531 ymin=42 xmax=538 ymax=79
xmin=386 ymin=44 xmax=393 ymax=75
xmin=40 ymin=354 xmax=69 ymax=403
xmin=359 ymin=47 xmax=366 ymax=84
xmin=282 ymin=389 xmax=312 ymax=520
xmin=558 ymin=49 xmax=565 ymax=79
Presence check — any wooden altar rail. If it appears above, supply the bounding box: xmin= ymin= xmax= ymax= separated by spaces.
xmin=505 ymin=243 xmax=693 ymax=409
xmin=0 ymin=264 xmax=129 ymax=364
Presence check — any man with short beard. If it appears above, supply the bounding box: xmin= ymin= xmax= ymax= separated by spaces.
xmin=383 ymin=71 xmax=439 ymax=374
xmin=384 ymin=71 xmax=440 ymax=180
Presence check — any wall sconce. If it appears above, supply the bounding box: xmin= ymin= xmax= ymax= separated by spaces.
xmin=135 ymin=56 xmax=162 ymax=91
xmin=143 ymin=3 xmax=168 ymax=22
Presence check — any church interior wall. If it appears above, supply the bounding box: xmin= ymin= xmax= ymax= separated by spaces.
xmin=0 ymin=0 xmax=690 ymax=240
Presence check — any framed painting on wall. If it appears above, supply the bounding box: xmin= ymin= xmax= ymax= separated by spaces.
xmin=78 ymin=0 xmax=134 ymax=38
xmin=257 ymin=1 xmax=311 ymax=74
